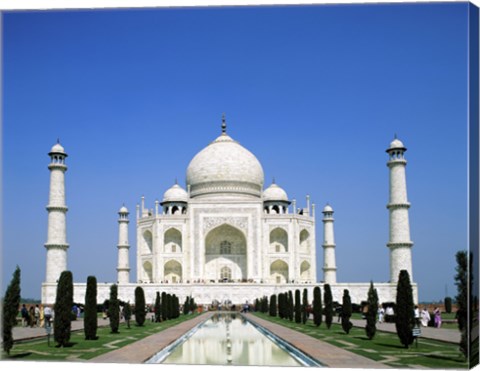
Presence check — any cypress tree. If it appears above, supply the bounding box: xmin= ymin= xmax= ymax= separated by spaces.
xmin=313 ymin=286 xmax=322 ymax=327
xmin=124 ymin=301 xmax=131 ymax=328
xmin=254 ymin=298 xmax=259 ymax=311
xmin=173 ymin=295 xmax=178 ymax=318
xmin=2 ymin=266 xmax=21 ymax=355
xmin=154 ymin=292 xmax=162 ymax=322
xmin=455 ymin=251 xmax=470 ymax=359
xmin=161 ymin=292 xmax=168 ymax=321
xmin=288 ymin=290 xmax=294 ymax=321
xmin=302 ymin=288 xmax=308 ymax=324
xmin=278 ymin=293 xmax=285 ymax=319
xmin=269 ymin=294 xmax=277 ymax=317
xmin=167 ymin=294 xmax=173 ymax=319
xmin=84 ymin=276 xmax=98 ymax=340
xmin=54 ymin=271 xmax=74 ymax=347
xmin=395 ymin=270 xmax=415 ymax=348
xmin=109 ymin=284 xmax=120 ymax=333
xmin=294 ymin=289 xmax=301 ymax=323
xmin=183 ymin=296 xmax=190 ymax=315
xmin=365 ymin=281 xmax=378 ymax=340
xmin=341 ymin=289 xmax=353 ymax=334
xmin=134 ymin=286 xmax=146 ymax=326
xmin=189 ymin=296 xmax=196 ymax=312
xmin=444 ymin=297 xmax=452 ymax=314
xmin=324 ymin=284 xmax=334 ymax=329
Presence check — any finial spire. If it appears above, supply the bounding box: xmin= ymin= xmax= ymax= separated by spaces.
xmin=175 ymin=177 xmax=178 ymax=185
xmin=57 ymin=138 xmax=60 ymax=144
xmin=394 ymin=133 xmax=397 ymax=139
xmin=221 ymin=113 xmax=227 ymax=134
xmin=272 ymin=177 xmax=276 ymax=184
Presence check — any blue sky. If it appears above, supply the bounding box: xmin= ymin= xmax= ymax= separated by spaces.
xmin=2 ymin=3 xmax=470 ymax=302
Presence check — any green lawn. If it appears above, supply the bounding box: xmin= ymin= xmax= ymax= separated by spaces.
xmin=4 ymin=314 xmax=198 ymax=362
xmin=254 ymin=313 xmax=468 ymax=369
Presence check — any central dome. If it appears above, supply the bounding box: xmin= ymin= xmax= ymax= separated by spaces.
xmin=186 ymin=130 xmax=264 ymax=199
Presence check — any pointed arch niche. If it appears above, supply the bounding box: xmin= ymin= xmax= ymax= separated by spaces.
xmin=142 ymin=230 xmax=153 ymax=254
xmin=204 ymin=224 xmax=247 ymax=281
xmin=164 ymin=260 xmax=182 ymax=283
xmin=270 ymin=227 xmax=288 ymax=253
xmin=164 ymin=228 xmax=182 ymax=253
xmin=270 ymin=259 xmax=289 ymax=284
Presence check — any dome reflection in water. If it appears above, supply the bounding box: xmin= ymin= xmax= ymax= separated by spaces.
xmin=161 ymin=313 xmax=302 ymax=366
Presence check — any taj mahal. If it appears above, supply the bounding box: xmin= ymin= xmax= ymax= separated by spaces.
xmin=41 ymin=116 xmax=417 ymax=305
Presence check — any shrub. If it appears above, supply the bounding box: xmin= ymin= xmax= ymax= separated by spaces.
xmin=324 ymin=284 xmax=334 ymax=329
xmin=2 ymin=266 xmax=21 ymax=355
xmin=341 ymin=289 xmax=353 ymax=334
xmin=313 ymin=286 xmax=322 ymax=327
xmin=54 ymin=271 xmax=74 ymax=347
xmin=444 ymin=296 xmax=452 ymax=314
xmin=161 ymin=292 xmax=168 ymax=321
xmin=302 ymin=289 xmax=308 ymax=324
xmin=294 ymin=289 xmax=301 ymax=323
xmin=365 ymin=281 xmax=378 ymax=340
xmin=269 ymin=294 xmax=277 ymax=317
xmin=84 ymin=276 xmax=97 ymax=340
xmin=395 ymin=270 xmax=414 ymax=348
xmin=109 ymin=284 xmax=120 ymax=333
xmin=154 ymin=292 xmax=162 ymax=322
xmin=134 ymin=286 xmax=146 ymax=326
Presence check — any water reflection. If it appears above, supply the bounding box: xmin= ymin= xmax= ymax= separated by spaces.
xmin=161 ymin=313 xmax=302 ymax=366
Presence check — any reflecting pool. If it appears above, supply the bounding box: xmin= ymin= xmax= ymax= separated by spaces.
xmin=147 ymin=313 xmax=318 ymax=366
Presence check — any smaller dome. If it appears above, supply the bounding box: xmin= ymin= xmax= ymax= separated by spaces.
xmin=323 ymin=204 xmax=333 ymax=213
xmin=163 ymin=183 xmax=188 ymax=203
xmin=263 ymin=183 xmax=288 ymax=202
xmin=119 ymin=205 xmax=129 ymax=214
xmin=49 ymin=142 xmax=66 ymax=155
xmin=389 ymin=138 xmax=405 ymax=150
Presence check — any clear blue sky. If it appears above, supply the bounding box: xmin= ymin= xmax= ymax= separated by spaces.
xmin=2 ymin=3 xmax=470 ymax=302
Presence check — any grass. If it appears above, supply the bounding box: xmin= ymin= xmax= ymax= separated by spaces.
xmin=3 ymin=314 xmax=199 ymax=362
xmin=254 ymin=312 xmax=468 ymax=369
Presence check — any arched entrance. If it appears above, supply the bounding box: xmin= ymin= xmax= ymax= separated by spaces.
xmin=164 ymin=260 xmax=182 ymax=283
xmin=205 ymin=224 xmax=247 ymax=282
xmin=270 ymin=259 xmax=289 ymax=283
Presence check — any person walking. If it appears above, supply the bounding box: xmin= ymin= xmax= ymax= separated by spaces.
xmin=34 ymin=304 xmax=41 ymax=327
xmin=434 ymin=307 xmax=442 ymax=328
xmin=39 ymin=304 xmax=45 ymax=327
xmin=44 ymin=305 xmax=53 ymax=328
xmin=420 ymin=307 xmax=430 ymax=327
xmin=20 ymin=304 xmax=28 ymax=327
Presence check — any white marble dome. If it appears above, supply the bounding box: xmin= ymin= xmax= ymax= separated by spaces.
xmin=119 ymin=205 xmax=129 ymax=213
xmin=49 ymin=142 xmax=66 ymax=154
xmin=163 ymin=183 xmax=188 ymax=203
xmin=186 ymin=132 xmax=264 ymax=198
xmin=263 ymin=183 xmax=288 ymax=202
xmin=323 ymin=204 xmax=333 ymax=213
xmin=389 ymin=138 xmax=405 ymax=150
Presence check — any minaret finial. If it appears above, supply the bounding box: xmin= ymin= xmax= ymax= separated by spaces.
xmin=175 ymin=177 xmax=178 ymax=185
xmin=272 ymin=177 xmax=276 ymax=184
xmin=394 ymin=133 xmax=397 ymax=139
xmin=221 ymin=113 xmax=227 ymax=134
xmin=57 ymin=138 xmax=60 ymax=144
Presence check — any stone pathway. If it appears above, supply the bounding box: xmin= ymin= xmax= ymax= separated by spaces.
xmin=89 ymin=312 xmax=211 ymax=363
xmin=244 ymin=313 xmax=389 ymax=368
xmin=350 ymin=318 xmax=460 ymax=344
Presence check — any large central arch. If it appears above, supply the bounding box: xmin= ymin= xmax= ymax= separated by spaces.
xmin=204 ymin=224 xmax=247 ymax=282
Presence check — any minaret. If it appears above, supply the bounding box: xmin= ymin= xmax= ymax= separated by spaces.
xmin=45 ymin=141 xmax=69 ymax=283
xmin=386 ymin=136 xmax=413 ymax=283
xmin=322 ymin=204 xmax=337 ymax=283
xmin=117 ymin=205 xmax=130 ymax=284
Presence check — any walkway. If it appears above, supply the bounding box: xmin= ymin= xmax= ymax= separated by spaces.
xmin=350 ymin=318 xmax=460 ymax=344
xmin=12 ymin=318 xmax=111 ymax=342
xmin=89 ymin=312 xmax=211 ymax=363
xmin=244 ymin=313 xmax=388 ymax=368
